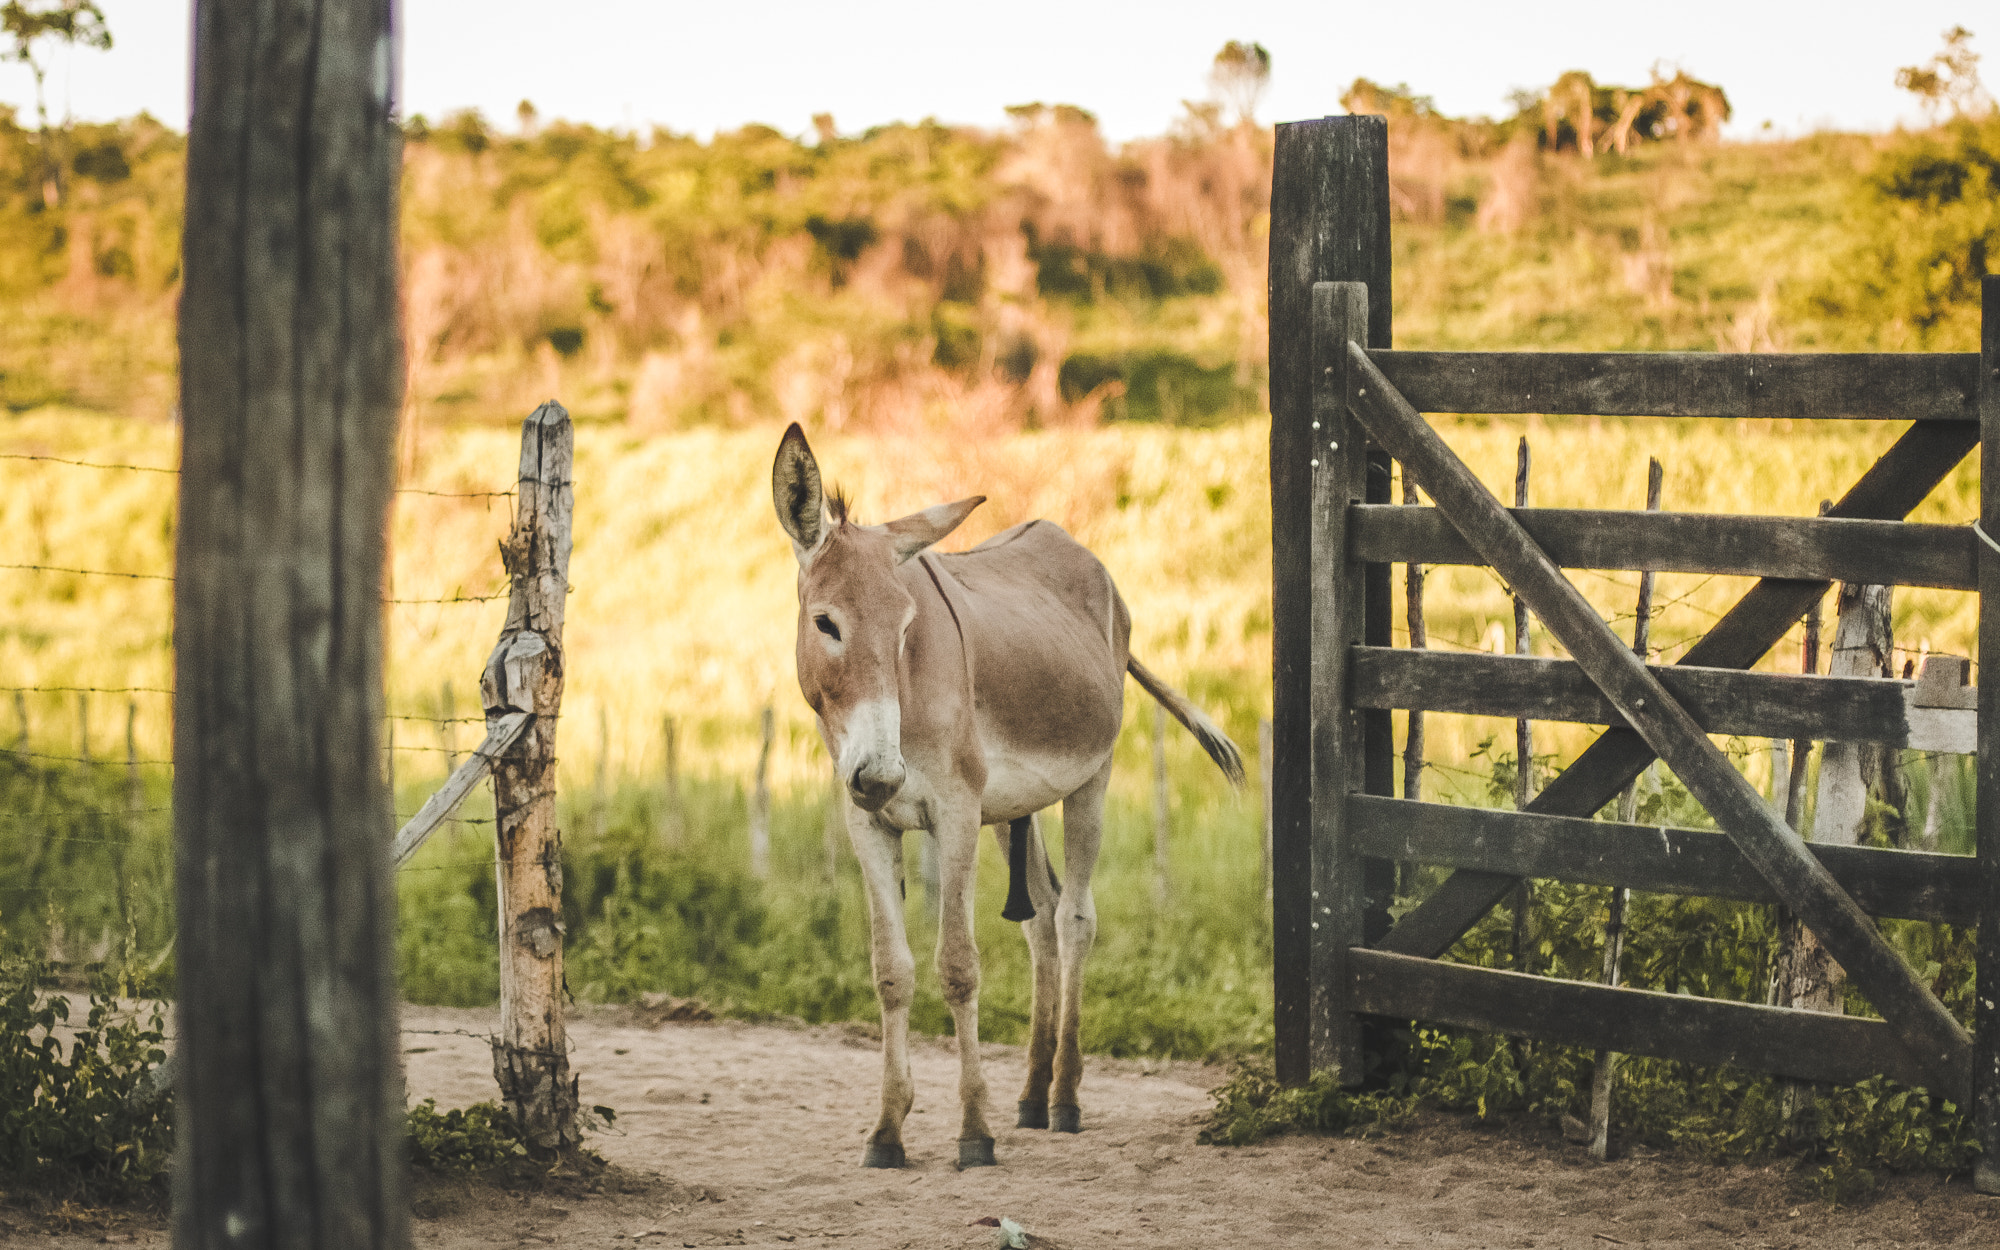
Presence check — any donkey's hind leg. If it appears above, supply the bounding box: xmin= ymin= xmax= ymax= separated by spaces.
xmin=1004 ymin=814 xmax=1062 ymax=1128
xmin=1051 ymin=760 xmax=1110 ymax=1133
xmin=848 ymin=809 xmax=917 ymax=1167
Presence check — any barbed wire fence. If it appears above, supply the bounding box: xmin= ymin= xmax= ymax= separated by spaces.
xmin=0 ymin=442 xmax=531 ymax=1042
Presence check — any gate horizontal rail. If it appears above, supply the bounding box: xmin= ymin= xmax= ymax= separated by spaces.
xmin=1350 ymin=506 xmax=1976 ymax=589
xmin=1350 ymin=648 xmax=1974 ymax=752
xmin=1349 ymin=795 xmax=1977 ymax=926
xmin=1351 ymin=950 xmax=1942 ymax=1093
xmin=1373 ymin=350 xmax=1980 ymax=422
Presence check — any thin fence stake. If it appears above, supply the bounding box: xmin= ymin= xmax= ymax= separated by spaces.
xmin=14 ymin=690 xmax=25 ymax=750
xmin=661 ymin=715 xmax=682 ymax=844
xmin=1154 ymin=701 xmax=1171 ymax=905
xmin=750 ymin=704 xmax=773 ymax=879
xmin=77 ymin=690 xmax=90 ymax=764
xmin=595 ymin=703 xmax=611 ymax=843
xmin=1511 ymin=437 xmax=1533 ymax=974
xmin=1590 ymin=454 xmax=1661 ymax=1162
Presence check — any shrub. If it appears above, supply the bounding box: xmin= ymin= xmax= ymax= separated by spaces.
xmin=0 ymin=954 xmax=171 ymax=1202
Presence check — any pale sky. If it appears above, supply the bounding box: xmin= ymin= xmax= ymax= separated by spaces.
xmin=0 ymin=1 xmax=1983 ymax=142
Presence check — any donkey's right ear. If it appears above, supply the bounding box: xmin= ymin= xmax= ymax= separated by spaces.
xmin=772 ymin=423 xmax=826 ymax=558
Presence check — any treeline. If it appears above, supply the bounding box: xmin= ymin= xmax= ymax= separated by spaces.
xmin=0 ymin=68 xmax=1994 ymax=439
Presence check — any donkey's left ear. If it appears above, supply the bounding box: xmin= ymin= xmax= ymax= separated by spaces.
xmin=882 ymin=496 xmax=985 ymax=563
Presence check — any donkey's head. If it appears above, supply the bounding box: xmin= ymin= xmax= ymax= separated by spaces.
xmin=772 ymin=424 xmax=983 ymax=812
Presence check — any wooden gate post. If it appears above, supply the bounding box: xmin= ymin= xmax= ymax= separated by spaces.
xmin=1269 ymin=114 xmax=1394 ymax=1085
xmin=483 ymin=401 xmax=579 ymax=1160
xmin=1975 ymin=272 xmax=2000 ymax=1195
xmin=173 ymin=0 xmax=407 ymax=1245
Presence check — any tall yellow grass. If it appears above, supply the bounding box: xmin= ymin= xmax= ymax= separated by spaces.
xmin=0 ymin=409 xmax=1977 ymax=807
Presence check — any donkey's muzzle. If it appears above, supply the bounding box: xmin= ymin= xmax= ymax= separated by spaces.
xmin=848 ymin=761 xmax=906 ymax=812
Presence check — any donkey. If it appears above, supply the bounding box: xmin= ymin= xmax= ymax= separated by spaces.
xmin=771 ymin=423 xmax=1244 ymax=1169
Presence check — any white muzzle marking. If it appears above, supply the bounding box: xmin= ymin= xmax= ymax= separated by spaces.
xmin=838 ymin=697 xmax=906 ymax=812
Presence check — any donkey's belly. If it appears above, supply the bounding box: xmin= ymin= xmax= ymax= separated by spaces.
xmin=977 ymin=742 xmax=1110 ymax=825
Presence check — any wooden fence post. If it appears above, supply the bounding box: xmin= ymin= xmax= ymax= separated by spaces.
xmin=1259 ymin=717 xmax=1274 ymax=903
xmin=1973 ymin=272 xmax=1999 ymax=1195
xmin=483 ymin=400 xmax=579 ymax=1161
xmin=173 ymin=0 xmax=407 ymax=1242
xmin=1268 ymin=114 xmax=1391 ymax=1085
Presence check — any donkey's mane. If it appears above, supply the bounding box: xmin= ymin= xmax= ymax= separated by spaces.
xmin=826 ymin=485 xmax=854 ymax=525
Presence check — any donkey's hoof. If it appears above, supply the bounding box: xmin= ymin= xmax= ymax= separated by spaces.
xmin=1016 ymin=1100 xmax=1049 ymax=1130
xmin=861 ymin=1141 xmax=906 ymax=1169
xmin=958 ymin=1136 xmax=997 ymax=1168
xmin=1051 ymin=1104 xmax=1082 ymax=1134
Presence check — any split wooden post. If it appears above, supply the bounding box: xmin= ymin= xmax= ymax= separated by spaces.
xmin=749 ymin=704 xmax=773 ymax=879
xmin=483 ymin=400 xmax=579 ymax=1161
xmin=1590 ymin=455 xmax=1662 ymax=1162
xmin=1973 ymin=272 xmax=2000 ymax=1194
xmin=1269 ymin=113 xmax=1392 ymax=1085
xmin=1344 ymin=330 xmax=1973 ymax=1095
xmin=173 ymin=0 xmax=408 ymax=1240
xmin=1153 ymin=702 xmax=1171 ymax=904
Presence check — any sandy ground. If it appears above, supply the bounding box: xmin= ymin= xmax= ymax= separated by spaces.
xmin=16 ymin=1003 xmax=2000 ymax=1248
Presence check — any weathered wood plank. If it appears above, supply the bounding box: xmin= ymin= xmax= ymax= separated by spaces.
xmin=1350 ymin=506 xmax=1976 ymax=590
xmin=1348 ymin=795 xmax=1978 ymax=925
xmin=483 ymin=403 xmax=580 ymax=1160
xmin=1372 ymin=350 xmax=1979 ymax=422
xmin=1308 ymin=282 xmax=1372 ymax=1082
xmin=1377 ymin=420 xmax=1979 ymax=962
xmin=391 ymin=711 xmax=532 ymax=867
xmin=1267 ymin=115 xmax=1391 ymax=1086
xmin=1349 ymin=648 xmax=1975 ymax=753
xmin=1349 ymin=949 xmax=1949 ymax=1095
xmin=1345 ymin=339 xmax=1972 ymax=1094
xmin=1974 ymin=273 xmax=2000 ymax=1195
xmin=173 ymin=2 xmax=408 ymax=1244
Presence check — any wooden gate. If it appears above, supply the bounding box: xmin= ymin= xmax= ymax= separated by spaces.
xmin=1268 ymin=115 xmax=1999 ymax=1192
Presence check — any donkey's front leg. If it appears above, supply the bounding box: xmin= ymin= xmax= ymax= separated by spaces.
xmin=849 ymin=811 xmax=917 ymax=1167
xmin=934 ymin=805 xmax=996 ymax=1166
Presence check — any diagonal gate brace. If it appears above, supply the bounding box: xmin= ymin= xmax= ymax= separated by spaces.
xmin=1339 ymin=330 xmax=1973 ymax=1097
xmin=1378 ymin=417 xmax=1978 ymax=962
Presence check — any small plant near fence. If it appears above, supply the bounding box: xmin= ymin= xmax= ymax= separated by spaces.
xmin=0 ymin=952 xmax=171 ymax=1206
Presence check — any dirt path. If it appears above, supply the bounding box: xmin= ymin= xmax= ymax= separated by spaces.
xmin=23 ymin=1004 xmax=1999 ymax=1248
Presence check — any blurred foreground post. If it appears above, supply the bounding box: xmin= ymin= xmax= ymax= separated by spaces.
xmin=483 ymin=401 xmax=579 ymax=1160
xmin=1258 ymin=718 xmax=1273 ymax=903
xmin=173 ymin=0 xmax=408 ymax=1243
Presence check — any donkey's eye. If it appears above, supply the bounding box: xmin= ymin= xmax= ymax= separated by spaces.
xmin=814 ymin=614 xmax=842 ymax=642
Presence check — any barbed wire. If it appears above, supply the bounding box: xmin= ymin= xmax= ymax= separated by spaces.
xmin=0 ymin=745 xmax=172 ymax=767
xmin=2 ymin=451 xmax=516 ymax=501
xmin=0 ymin=684 xmax=173 ymax=696
xmin=0 ymin=560 xmax=510 ymax=605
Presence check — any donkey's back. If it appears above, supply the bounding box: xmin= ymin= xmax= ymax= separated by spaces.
xmin=931 ymin=520 xmax=1130 ymax=823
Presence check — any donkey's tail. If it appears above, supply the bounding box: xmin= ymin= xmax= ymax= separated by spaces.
xmin=1128 ymin=657 xmax=1246 ymax=788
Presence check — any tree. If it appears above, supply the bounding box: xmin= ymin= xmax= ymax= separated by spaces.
xmin=1209 ymin=40 xmax=1271 ymax=127
xmin=1896 ymin=26 xmax=1992 ymax=123
xmin=0 ymin=1 xmax=112 ymax=206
